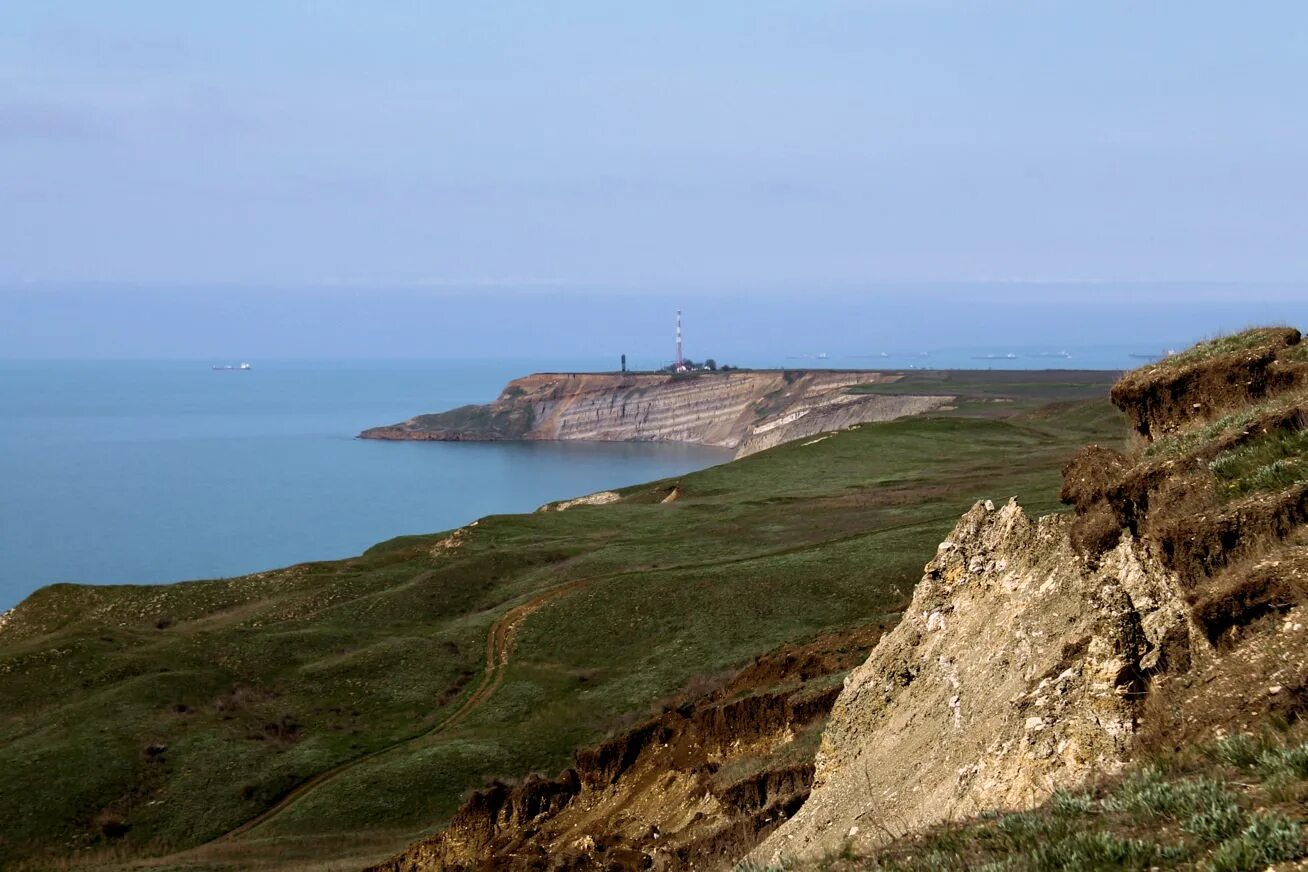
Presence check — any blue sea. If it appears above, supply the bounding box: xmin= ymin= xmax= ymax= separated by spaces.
xmin=0 ymin=359 xmax=731 ymax=610
xmin=0 ymin=348 xmax=1153 ymax=611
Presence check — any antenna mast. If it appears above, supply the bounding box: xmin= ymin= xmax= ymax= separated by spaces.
xmin=676 ymin=309 xmax=684 ymax=369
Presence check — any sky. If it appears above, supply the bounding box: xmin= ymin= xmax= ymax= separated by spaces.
xmin=2 ymin=2 xmax=1306 ymax=357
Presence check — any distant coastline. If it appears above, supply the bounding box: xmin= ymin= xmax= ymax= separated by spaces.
xmin=361 ymin=368 xmax=1120 ymax=458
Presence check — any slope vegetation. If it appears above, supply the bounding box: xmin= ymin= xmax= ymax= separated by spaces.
xmin=0 ymin=373 xmax=1119 ymax=870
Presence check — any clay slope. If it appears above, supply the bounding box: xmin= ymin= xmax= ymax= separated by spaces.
xmin=756 ymin=326 xmax=1308 ymax=865
xmin=359 ymin=371 xmax=951 ymax=457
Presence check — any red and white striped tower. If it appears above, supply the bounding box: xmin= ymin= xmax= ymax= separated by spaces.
xmin=676 ymin=310 xmax=684 ymax=370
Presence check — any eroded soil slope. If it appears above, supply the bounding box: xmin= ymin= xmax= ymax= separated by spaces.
xmin=370 ymin=625 xmax=888 ymax=872
xmin=756 ymin=327 xmax=1308 ymax=865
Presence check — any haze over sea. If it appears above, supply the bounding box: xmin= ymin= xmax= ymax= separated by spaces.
xmin=0 ymin=343 xmax=1176 ymax=611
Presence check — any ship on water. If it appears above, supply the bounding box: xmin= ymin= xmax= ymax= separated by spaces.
xmin=212 ymin=362 xmax=252 ymax=371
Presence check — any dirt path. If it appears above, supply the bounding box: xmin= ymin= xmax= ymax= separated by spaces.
xmin=209 ymin=577 xmax=590 ymax=845
xmin=176 ymin=514 xmax=961 ymax=857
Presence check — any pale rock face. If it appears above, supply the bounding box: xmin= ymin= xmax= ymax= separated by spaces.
xmin=537 ymin=491 xmax=621 ymax=512
xmin=528 ymin=372 xmax=952 ymax=457
xmin=751 ymin=498 xmax=1197 ymax=865
xmin=362 ymin=370 xmax=953 ymax=457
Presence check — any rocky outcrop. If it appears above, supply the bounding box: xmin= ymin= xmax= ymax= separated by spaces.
xmin=751 ymin=499 xmax=1195 ymax=864
xmin=537 ymin=491 xmax=621 ymax=512
xmin=360 ymin=371 xmax=952 ymax=458
xmin=755 ymin=326 xmax=1308 ymax=866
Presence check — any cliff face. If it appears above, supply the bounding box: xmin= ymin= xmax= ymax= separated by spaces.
xmin=752 ymin=500 xmax=1194 ymax=864
xmin=755 ymin=326 xmax=1308 ymax=865
xmin=360 ymin=371 xmax=952 ymax=457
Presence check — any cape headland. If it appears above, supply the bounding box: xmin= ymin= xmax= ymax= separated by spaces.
xmin=363 ymin=369 xmax=972 ymax=458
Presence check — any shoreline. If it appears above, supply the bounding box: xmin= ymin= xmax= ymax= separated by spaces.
xmin=0 ymin=437 xmax=731 ymax=613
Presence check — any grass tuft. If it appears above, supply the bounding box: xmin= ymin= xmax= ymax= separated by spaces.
xmin=1205 ymin=812 xmax=1304 ymax=872
xmin=1049 ymin=789 xmax=1096 ymax=817
xmin=801 ymin=730 xmax=1308 ymax=872
xmin=1255 ymin=743 xmax=1308 ymax=781
xmin=1208 ymin=733 xmax=1265 ymax=769
xmin=1208 ymin=428 xmax=1308 ymax=500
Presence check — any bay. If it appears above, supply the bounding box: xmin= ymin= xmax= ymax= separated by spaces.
xmin=0 ymin=359 xmax=730 ymax=610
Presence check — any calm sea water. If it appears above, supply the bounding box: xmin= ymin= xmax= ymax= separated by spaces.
xmin=0 ymin=349 xmax=1149 ymax=610
xmin=0 ymin=360 xmax=731 ymax=610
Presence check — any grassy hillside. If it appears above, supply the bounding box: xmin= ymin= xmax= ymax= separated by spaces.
xmin=0 ymin=383 xmax=1124 ymax=870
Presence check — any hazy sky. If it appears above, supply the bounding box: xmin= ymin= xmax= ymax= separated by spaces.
xmin=2 ymin=3 xmax=1306 ymax=358
xmin=5 ymin=1 xmax=1308 ymax=285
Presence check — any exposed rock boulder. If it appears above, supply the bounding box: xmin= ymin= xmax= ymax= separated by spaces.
xmin=537 ymin=491 xmax=621 ymax=512
xmin=751 ymin=498 xmax=1195 ymax=864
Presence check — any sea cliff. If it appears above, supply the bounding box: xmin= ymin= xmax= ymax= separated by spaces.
xmin=360 ymin=370 xmax=952 ymax=458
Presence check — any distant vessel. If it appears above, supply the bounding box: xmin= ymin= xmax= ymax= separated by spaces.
xmin=212 ymin=362 xmax=252 ymax=371
xmin=972 ymin=353 xmax=1019 ymax=360
xmin=1031 ymin=351 xmax=1072 ymax=359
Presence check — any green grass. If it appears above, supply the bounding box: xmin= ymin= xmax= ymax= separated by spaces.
xmin=1147 ymin=327 xmax=1295 ymax=370
xmin=0 ymin=397 xmax=1123 ymax=870
xmin=409 ymin=402 xmax=534 ymax=438
xmin=798 ymin=732 xmax=1308 ymax=872
xmin=847 ymin=371 xmax=1118 ymax=417
xmin=1144 ymin=404 xmax=1269 ymax=458
xmin=1208 ymin=428 xmax=1308 ymax=501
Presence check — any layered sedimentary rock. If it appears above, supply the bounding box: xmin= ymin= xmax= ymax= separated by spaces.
xmin=360 ymin=371 xmax=952 ymax=458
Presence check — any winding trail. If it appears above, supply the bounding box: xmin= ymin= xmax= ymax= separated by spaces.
xmin=213 ymin=577 xmax=591 ymax=844
xmin=195 ymin=510 xmax=964 ymax=851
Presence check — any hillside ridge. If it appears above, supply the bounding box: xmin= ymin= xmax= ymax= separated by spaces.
xmin=0 ymin=369 xmax=1120 ymax=870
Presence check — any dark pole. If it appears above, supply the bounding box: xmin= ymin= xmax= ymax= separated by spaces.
xmin=621 ymin=353 xmax=626 ymax=372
